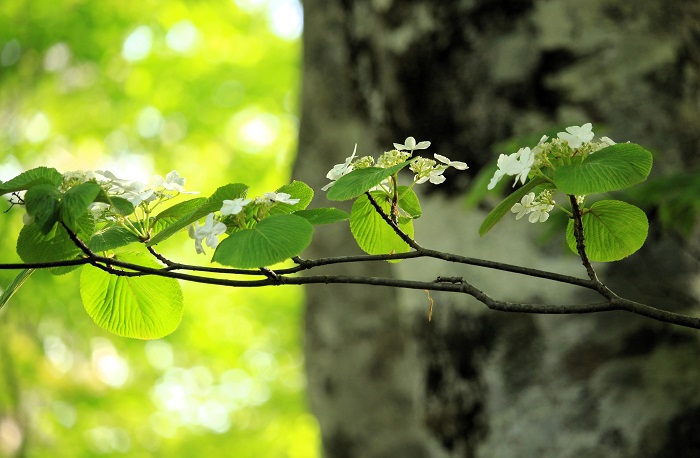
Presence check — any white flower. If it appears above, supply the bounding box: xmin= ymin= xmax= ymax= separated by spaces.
xmin=255 ymin=192 xmax=300 ymax=205
xmin=376 ymin=150 xmax=412 ymax=168
xmin=188 ymin=213 xmax=227 ymax=254
xmin=410 ymin=157 xmax=445 ymax=185
xmin=487 ymin=147 xmax=535 ymax=190
xmin=89 ymin=202 xmax=111 ymax=220
xmin=272 ymin=192 xmax=300 ymax=204
xmin=510 ymin=190 xmax=554 ymax=223
xmin=393 ymin=137 xmax=431 ymax=152
xmin=434 ymin=154 xmax=469 ymax=170
xmin=322 ymin=145 xmax=357 ymax=191
xmin=600 ymin=136 xmax=616 ymax=147
xmin=221 ymin=198 xmax=252 ymax=216
xmin=121 ymin=181 xmax=155 ymax=206
xmin=532 ymin=135 xmax=549 ymax=156
xmin=528 ymin=203 xmax=554 ymax=223
xmin=416 ymin=169 xmax=446 ymax=185
xmin=154 ymin=170 xmax=186 ymax=192
xmin=557 ymin=123 xmax=594 ymax=149
xmin=510 ymin=192 xmax=536 ymax=220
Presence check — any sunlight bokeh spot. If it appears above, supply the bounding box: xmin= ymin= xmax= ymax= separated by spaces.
xmin=149 ymin=411 xmax=180 ymax=438
xmin=137 ymin=106 xmax=164 ymax=138
xmin=51 ymin=401 xmax=78 ymax=428
xmin=85 ymin=427 xmax=131 ymax=454
xmin=102 ymin=153 xmax=154 ymax=183
xmin=197 ymin=400 xmax=230 ymax=433
xmin=219 ymin=369 xmax=254 ymax=404
xmin=43 ymin=335 xmax=74 ymax=374
xmin=267 ymin=0 xmax=303 ymax=40
xmin=122 ymin=26 xmax=153 ymax=62
xmin=61 ymin=62 xmax=99 ymax=91
xmin=0 ymin=417 xmax=22 ymax=456
xmin=244 ymin=350 xmax=278 ymax=381
xmin=145 ymin=340 xmax=175 ymax=371
xmin=44 ymin=42 xmax=71 ymax=72
xmin=233 ymin=0 xmax=266 ymax=12
xmin=228 ymin=109 xmax=281 ymax=152
xmin=161 ymin=113 xmax=188 ymax=144
xmin=166 ymin=20 xmax=199 ymax=53
xmin=91 ymin=338 xmax=130 ymax=388
xmin=0 ymin=155 xmax=23 ymax=182
xmin=24 ymin=112 xmax=51 ymax=144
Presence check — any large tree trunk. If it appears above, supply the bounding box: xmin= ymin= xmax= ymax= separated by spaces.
xmin=294 ymin=0 xmax=700 ymax=456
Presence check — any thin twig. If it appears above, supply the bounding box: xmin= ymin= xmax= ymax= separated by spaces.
xmin=568 ymin=195 xmax=599 ymax=282
xmin=364 ymin=192 xmax=424 ymax=250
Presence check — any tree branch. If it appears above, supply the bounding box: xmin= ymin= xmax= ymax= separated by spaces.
xmin=1 ymin=220 xmax=697 ymax=330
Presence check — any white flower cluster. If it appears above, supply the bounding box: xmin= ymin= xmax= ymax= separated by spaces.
xmin=484 ymin=123 xmax=620 ymax=224
xmin=322 ymin=136 xmax=468 ymax=191
xmin=510 ymin=191 xmax=555 ymax=223
xmin=187 ymin=192 xmax=300 ymax=255
xmin=488 ymin=123 xmax=617 ymax=192
xmin=45 ymin=169 xmax=197 ymax=224
xmin=84 ymin=170 xmax=198 ymax=221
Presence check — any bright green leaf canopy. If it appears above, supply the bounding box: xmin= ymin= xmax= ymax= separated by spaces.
xmin=566 ymin=200 xmax=648 ymax=262
xmin=553 ymin=143 xmax=653 ymax=195
xmin=80 ymin=252 xmax=184 ymax=340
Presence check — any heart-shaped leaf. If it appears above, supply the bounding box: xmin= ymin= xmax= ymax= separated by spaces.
xmin=80 ymin=252 xmax=183 ymax=339
xmin=213 ymin=214 xmax=313 ymax=268
xmin=566 ymin=200 xmax=648 ymax=262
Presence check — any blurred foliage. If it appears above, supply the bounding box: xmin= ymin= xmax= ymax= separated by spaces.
xmin=0 ymin=0 xmax=319 ymax=456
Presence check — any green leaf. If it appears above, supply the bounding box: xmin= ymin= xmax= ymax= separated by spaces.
xmin=0 ymin=166 xmax=62 ymax=195
xmin=0 ymin=269 xmax=35 ymax=312
xmin=270 ymin=181 xmax=314 ymax=213
xmin=326 ymin=161 xmax=411 ymax=201
xmin=147 ymin=183 xmax=248 ymax=246
xmin=24 ymin=184 xmax=62 ymax=234
xmin=93 ymin=191 xmax=135 ymax=216
xmin=479 ymin=177 xmax=548 ymax=236
xmin=88 ymin=226 xmax=141 ymax=252
xmin=213 ymin=214 xmax=313 ymax=268
xmin=17 ymin=213 xmax=95 ymax=275
xmin=153 ymin=197 xmax=207 ymax=223
xmin=566 ymin=200 xmax=648 ymax=262
xmin=553 ymin=143 xmax=653 ymax=195
xmin=151 ymin=197 xmax=207 ymax=234
xmin=349 ymin=192 xmax=414 ymax=257
xmin=61 ymin=182 xmax=101 ymax=231
xmin=80 ymin=252 xmax=183 ymax=339
xmin=397 ymin=186 xmax=421 ymax=218
xmin=293 ymin=208 xmax=349 ymax=225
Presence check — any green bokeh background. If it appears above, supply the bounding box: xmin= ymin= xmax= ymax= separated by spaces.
xmin=0 ymin=0 xmax=319 ymax=456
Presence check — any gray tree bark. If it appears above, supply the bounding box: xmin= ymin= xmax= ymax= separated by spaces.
xmin=294 ymin=0 xmax=700 ymax=456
